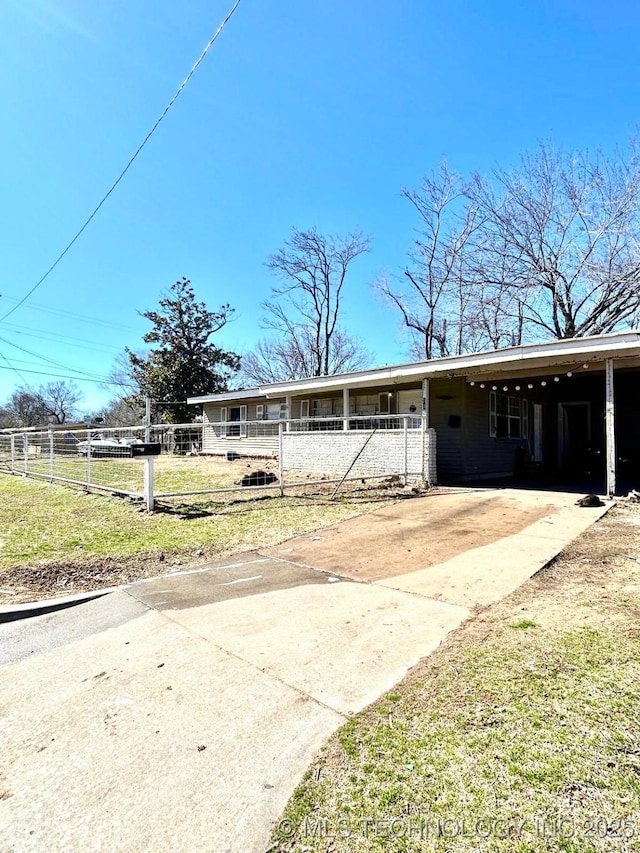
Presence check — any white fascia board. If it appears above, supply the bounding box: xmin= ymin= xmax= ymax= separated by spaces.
xmin=261 ymin=331 xmax=640 ymax=396
xmin=187 ymin=388 xmax=265 ymax=405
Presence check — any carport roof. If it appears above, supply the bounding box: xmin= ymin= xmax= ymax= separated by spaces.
xmin=188 ymin=330 xmax=640 ymax=403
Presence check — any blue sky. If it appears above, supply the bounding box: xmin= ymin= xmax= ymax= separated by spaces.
xmin=0 ymin=0 xmax=639 ymax=413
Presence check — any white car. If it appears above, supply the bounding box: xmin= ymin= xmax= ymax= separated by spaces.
xmin=76 ymin=434 xmax=144 ymax=458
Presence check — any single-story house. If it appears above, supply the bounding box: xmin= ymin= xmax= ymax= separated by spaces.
xmin=188 ymin=330 xmax=640 ymax=495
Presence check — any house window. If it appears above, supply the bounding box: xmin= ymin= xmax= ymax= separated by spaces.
xmin=350 ymin=393 xmax=377 ymax=415
xmin=489 ymin=392 xmax=527 ymax=439
xmin=260 ymin=402 xmax=287 ymax=420
xmin=312 ymin=398 xmax=335 ymax=417
xmin=311 ymin=397 xmax=342 ymax=429
xmin=266 ymin=402 xmax=285 ymax=420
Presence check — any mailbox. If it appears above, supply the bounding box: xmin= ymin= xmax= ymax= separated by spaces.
xmin=130 ymin=443 xmax=161 ymax=457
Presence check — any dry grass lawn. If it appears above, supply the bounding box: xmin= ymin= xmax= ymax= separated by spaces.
xmin=20 ymin=451 xmax=282 ymax=496
xmin=0 ymin=460 xmax=398 ymax=603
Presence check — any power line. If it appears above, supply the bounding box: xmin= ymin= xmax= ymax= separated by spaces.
xmin=0 ymin=350 xmax=32 ymax=388
xmin=0 ymin=364 xmax=122 ymax=385
xmin=0 ymin=335 xmax=109 ymax=383
xmin=0 ymin=295 xmax=141 ymax=333
xmin=0 ymin=356 xmax=112 ymax=381
xmin=1 ymin=324 xmax=122 ymax=355
xmin=0 ymin=0 xmax=243 ymax=326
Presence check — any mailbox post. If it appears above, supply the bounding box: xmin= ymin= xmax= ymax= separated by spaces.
xmin=131 ymin=443 xmax=161 ymax=511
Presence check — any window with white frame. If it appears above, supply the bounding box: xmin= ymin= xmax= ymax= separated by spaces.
xmin=264 ymin=402 xmax=287 ymax=420
xmin=312 ymin=398 xmax=339 ymax=417
xmin=489 ymin=392 xmax=528 ymax=439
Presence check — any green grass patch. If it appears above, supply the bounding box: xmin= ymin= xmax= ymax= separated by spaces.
xmin=0 ymin=473 xmax=384 ymax=577
xmin=273 ymin=614 xmax=640 ymax=851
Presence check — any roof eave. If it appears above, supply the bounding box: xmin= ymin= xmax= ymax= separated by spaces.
xmin=188 ymin=331 xmax=640 ymax=403
xmin=262 ymin=331 xmax=640 ymax=395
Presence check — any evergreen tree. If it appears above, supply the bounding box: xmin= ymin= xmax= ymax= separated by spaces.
xmin=126 ymin=278 xmax=240 ymax=422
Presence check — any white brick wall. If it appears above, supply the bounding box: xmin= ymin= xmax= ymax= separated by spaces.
xmin=282 ymin=428 xmax=437 ymax=483
xmin=425 ymin=427 xmax=437 ymax=484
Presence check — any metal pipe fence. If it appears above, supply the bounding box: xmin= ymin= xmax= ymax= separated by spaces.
xmin=0 ymin=415 xmax=434 ymax=508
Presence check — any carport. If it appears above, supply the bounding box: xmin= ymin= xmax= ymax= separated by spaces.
xmin=425 ymin=332 xmax=640 ymax=496
xmin=459 ymin=354 xmax=637 ymax=496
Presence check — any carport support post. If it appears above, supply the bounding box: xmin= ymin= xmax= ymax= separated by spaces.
xmin=342 ymin=388 xmax=349 ymax=431
xmin=605 ymin=357 xmax=616 ymax=497
xmin=421 ymin=378 xmax=430 ymax=486
xmin=278 ymin=421 xmax=284 ymax=496
xmin=285 ymin=395 xmax=291 ymax=432
xmin=144 ymin=456 xmax=155 ymax=511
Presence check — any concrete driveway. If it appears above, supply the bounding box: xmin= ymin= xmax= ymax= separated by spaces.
xmin=0 ymin=488 xmax=608 ymax=853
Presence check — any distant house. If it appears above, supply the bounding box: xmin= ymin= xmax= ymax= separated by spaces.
xmin=188 ymin=331 xmax=640 ymax=495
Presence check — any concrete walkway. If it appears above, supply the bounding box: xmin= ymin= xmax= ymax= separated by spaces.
xmin=0 ymin=489 xmax=608 ymax=853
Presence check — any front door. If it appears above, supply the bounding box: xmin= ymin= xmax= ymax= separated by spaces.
xmin=228 ymin=407 xmax=241 ymax=437
xmin=558 ymin=402 xmax=591 ymax=473
xmin=378 ymin=393 xmax=392 ymax=415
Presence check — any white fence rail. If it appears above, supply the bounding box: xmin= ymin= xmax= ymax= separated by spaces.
xmin=0 ymin=416 xmax=436 ymax=508
xmin=0 ymin=426 xmax=148 ymax=496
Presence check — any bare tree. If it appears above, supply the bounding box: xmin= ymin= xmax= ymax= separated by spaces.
xmin=0 ymin=382 xmax=82 ymax=427
xmin=473 ymin=140 xmax=640 ymax=339
xmin=91 ymin=396 xmax=145 ymax=427
xmin=0 ymin=389 xmax=49 ymax=427
xmin=384 ymin=142 xmax=640 ymax=358
xmin=242 ymin=329 xmax=369 ymax=385
xmin=262 ymin=227 xmax=371 ymax=377
xmin=107 ymin=350 xmax=142 ymax=397
xmin=377 ymin=163 xmax=511 ymax=359
xmin=39 ymin=381 xmax=83 ymax=424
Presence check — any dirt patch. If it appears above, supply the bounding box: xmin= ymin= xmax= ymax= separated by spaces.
xmin=264 ymin=490 xmax=558 ymax=581
xmin=0 ymin=551 xmax=213 ymax=604
xmin=0 ymin=482 xmax=417 ymax=605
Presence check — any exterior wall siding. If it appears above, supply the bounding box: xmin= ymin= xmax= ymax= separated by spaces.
xmin=202 ymin=404 xmax=280 ymax=457
xmin=461 ymin=385 xmax=528 ymax=480
xmin=429 ymin=379 xmax=530 ymax=482
xmin=202 ymin=431 xmax=279 ymax=458
xmin=203 ymin=401 xmax=280 ymax=424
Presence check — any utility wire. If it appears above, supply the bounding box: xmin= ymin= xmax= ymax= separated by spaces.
xmin=0 ymin=295 xmax=141 ymax=333
xmin=0 ymin=0 xmax=242 ymax=325
xmin=0 ymin=357 xmax=112 ymax=382
xmin=1 ymin=324 xmax=121 ymax=355
xmin=0 ymin=335 xmax=109 ymax=383
xmin=0 ymin=350 xmax=31 ymax=387
xmin=0 ymin=364 xmax=121 ymax=385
